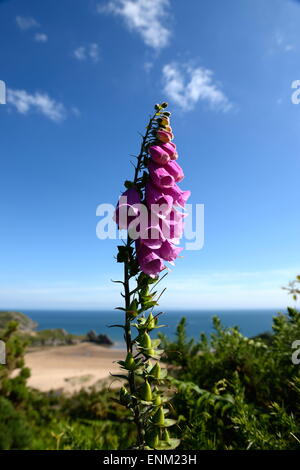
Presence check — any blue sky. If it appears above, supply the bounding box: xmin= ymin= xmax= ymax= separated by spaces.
xmin=0 ymin=0 xmax=300 ymax=310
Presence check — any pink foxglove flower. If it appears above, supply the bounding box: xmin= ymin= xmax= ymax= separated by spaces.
xmin=164 ymin=185 xmax=191 ymax=208
xmin=145 ymin=181 xmax=173 ymax=217
xmin=114 ymin=105 xmax=190 ymax=278
xmin=160 ymin=142 xmax=178 ymax=160
xmin=136 ymin=242 xmax=165 ymax=278
xmin=148 ymin=160 xmax=175 ymax=189
xmin=148 ymin=145 xmax=170 ymax=165
xmin=140 ymin=221 xmax=165 ymax=249
xmin=156 ymin=240 xmax=183 ymax=262
xmin=160 ymin=208 xmax=186 ymax=240
xmin=113 ymin=188 xmax=141 ymax=229
xmin=164 ymin=161 xmax=184 ymax=183
xmin=157 ymin=129 xmax=173 ymax=143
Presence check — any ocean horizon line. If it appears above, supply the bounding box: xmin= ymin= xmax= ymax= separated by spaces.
xmin=6 ymin=307 xmax=288 ymax=313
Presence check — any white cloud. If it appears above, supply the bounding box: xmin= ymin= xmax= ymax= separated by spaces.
xmin=89 ymin=43 xmax=100 ymax=62
xmin=98 ymin=0 xmax=171 ymax=49
xmin=16 ymin=15 xmax=39 ymax=31
xmin=144 ymin=61 xmax=154 ymax=73
xmin=162 ymin=63 xmax=232 ymax=112
xmin=285 ymin=44 xmax=294 ymax=52
xmin=274 ymin=31 xmax=294 ymax=52
xmin=7 ymin=88 xmax=67 ymax=122
xmin=35 ymin=33 xmax=48 ymax=43
xmin=73 ymin=43 xmax=100 ymax=63
xmin=0 ymin=268 xmax=297 ymax=310
xmin=73 ymin=46 xmax=86 ymax=61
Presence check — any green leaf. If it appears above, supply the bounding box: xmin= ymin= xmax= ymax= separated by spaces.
xmin=162 ymin=419 xmax=177 ymax=427
xmin=151 ymin=339 xmax=161 ymax=349
xmin=116 ymin=245 xmax=133 ymax=263
xmin=127 ymin=299 xmax=139 ymax=317
xmin=108 ymin=324 xmax=126 ymax=329
xmin=154 ymin=438 xmax=180 ymax=450
xmin=143 ymin=301 xmax=158 ymax=310
xmin=124 ymin=180 xmax=135 ymax=189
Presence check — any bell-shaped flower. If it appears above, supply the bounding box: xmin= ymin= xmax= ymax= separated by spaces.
xmin=164 ymin=161 xmax=184 ymax=183
xmin=160 ymin=142 xmax=178 ymax=160
xmin=136 ymin=242 xmax=165 ymax=277
xmin=148 ymin=145 xmax=170 ymax=165
xmin=145 ymin=181 xmax=173 ymax=217
xmin=113 ymin=188 xmax=141 ymax=230
xmin=148 ymin=160 xmax=175 ymax=189
xmin=157 ymin=129 xmax=173 ymax=143
xmin=160 ymin=208 xmax=186 ymax=240
xmin=156 ymin=240 xmax=183 ymax=262
xmin=140 ymin=221 xmax=166 ymax=249
xmin=163 ymin=184 xmax=191 ymax=208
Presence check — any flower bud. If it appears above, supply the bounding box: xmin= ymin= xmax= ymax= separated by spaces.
xmin=119 ymin=386 xmax=130 ymax=405
xmin=124 ymin=180 xmax=135 ymax=189
xmin=150 ymin=362 xmax=161 ymax=379
xmin=140 ymin=332 xmax=152 ymax=349
xmin=152 ymin=406 xmax=165 ymax=426
xmin=160 ymin=116 xmax=170 ymax=127
xmin=162 ymin=429 xmax=171 ymax=444
xmin=124 ymin=352 xmax=136 ymax=370
xmin=153 ymin=395 xmax=162 ymax=406
xmin=146 ymin=348 xmax=155 ymax=357
xmin=153 ymin=388 xmax=162 ymax=406
xmin=146 ymin=312 xmax=156 ymax=330
xmin=140 ymin=380 xmax=152 ymax=401
xmin=145 ymin=428 xmax=159 ymax=448
xmin=157 ymin=129 xmax=173 ymax=143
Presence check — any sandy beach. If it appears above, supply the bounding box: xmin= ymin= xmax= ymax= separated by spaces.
xmin=25 ymin=342 xmax=126 ymax=394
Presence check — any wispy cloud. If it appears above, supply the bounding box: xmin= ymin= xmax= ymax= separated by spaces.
xmin=275 ymin=31 xmax=294 ymax=52
xmin=73 ymin=43 xmax=100 ymax=63
xmin=73 ymin=46 xmax=86 ymax=61
xmin=144 ymin=61 xmax=154 ymax=73
xmin=16 ymin=15 xmax=39 ymax=31
xmin=98 ymin=0 xmax=171 ymax=50
xmin=7 ymin=88 xmax=67 ymax=122
xmin=0 ymin=282 xmax=120 ymax=309
xmin=162 ymin=62 xmax=232 ymax=112
xmin=89 ymin=43 xmax=100 ymax=62
xmin=34 ymin=32 xmax=48 ymax=43
xmin=0 ymin=268 xmax=297 ymax=310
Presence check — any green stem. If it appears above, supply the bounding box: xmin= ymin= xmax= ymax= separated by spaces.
xmin=123 ymin=110 xmax=158 ymax=448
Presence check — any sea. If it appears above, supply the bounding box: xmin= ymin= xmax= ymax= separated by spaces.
xmin=22 ymin=309 xmax=283 ymax=349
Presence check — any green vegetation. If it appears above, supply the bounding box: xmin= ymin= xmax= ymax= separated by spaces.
xmin=0 ymin=298 xmax=300 ymax=449
xmin=25 ymin=329 xmax=83 ymax=348
xmin=0 ymin=311 xmax=37 ymax=331
xmin=0 ymin=312 xmax=113 ymax=348
xmin=158 ymin=309 xmax=300 ymax=449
